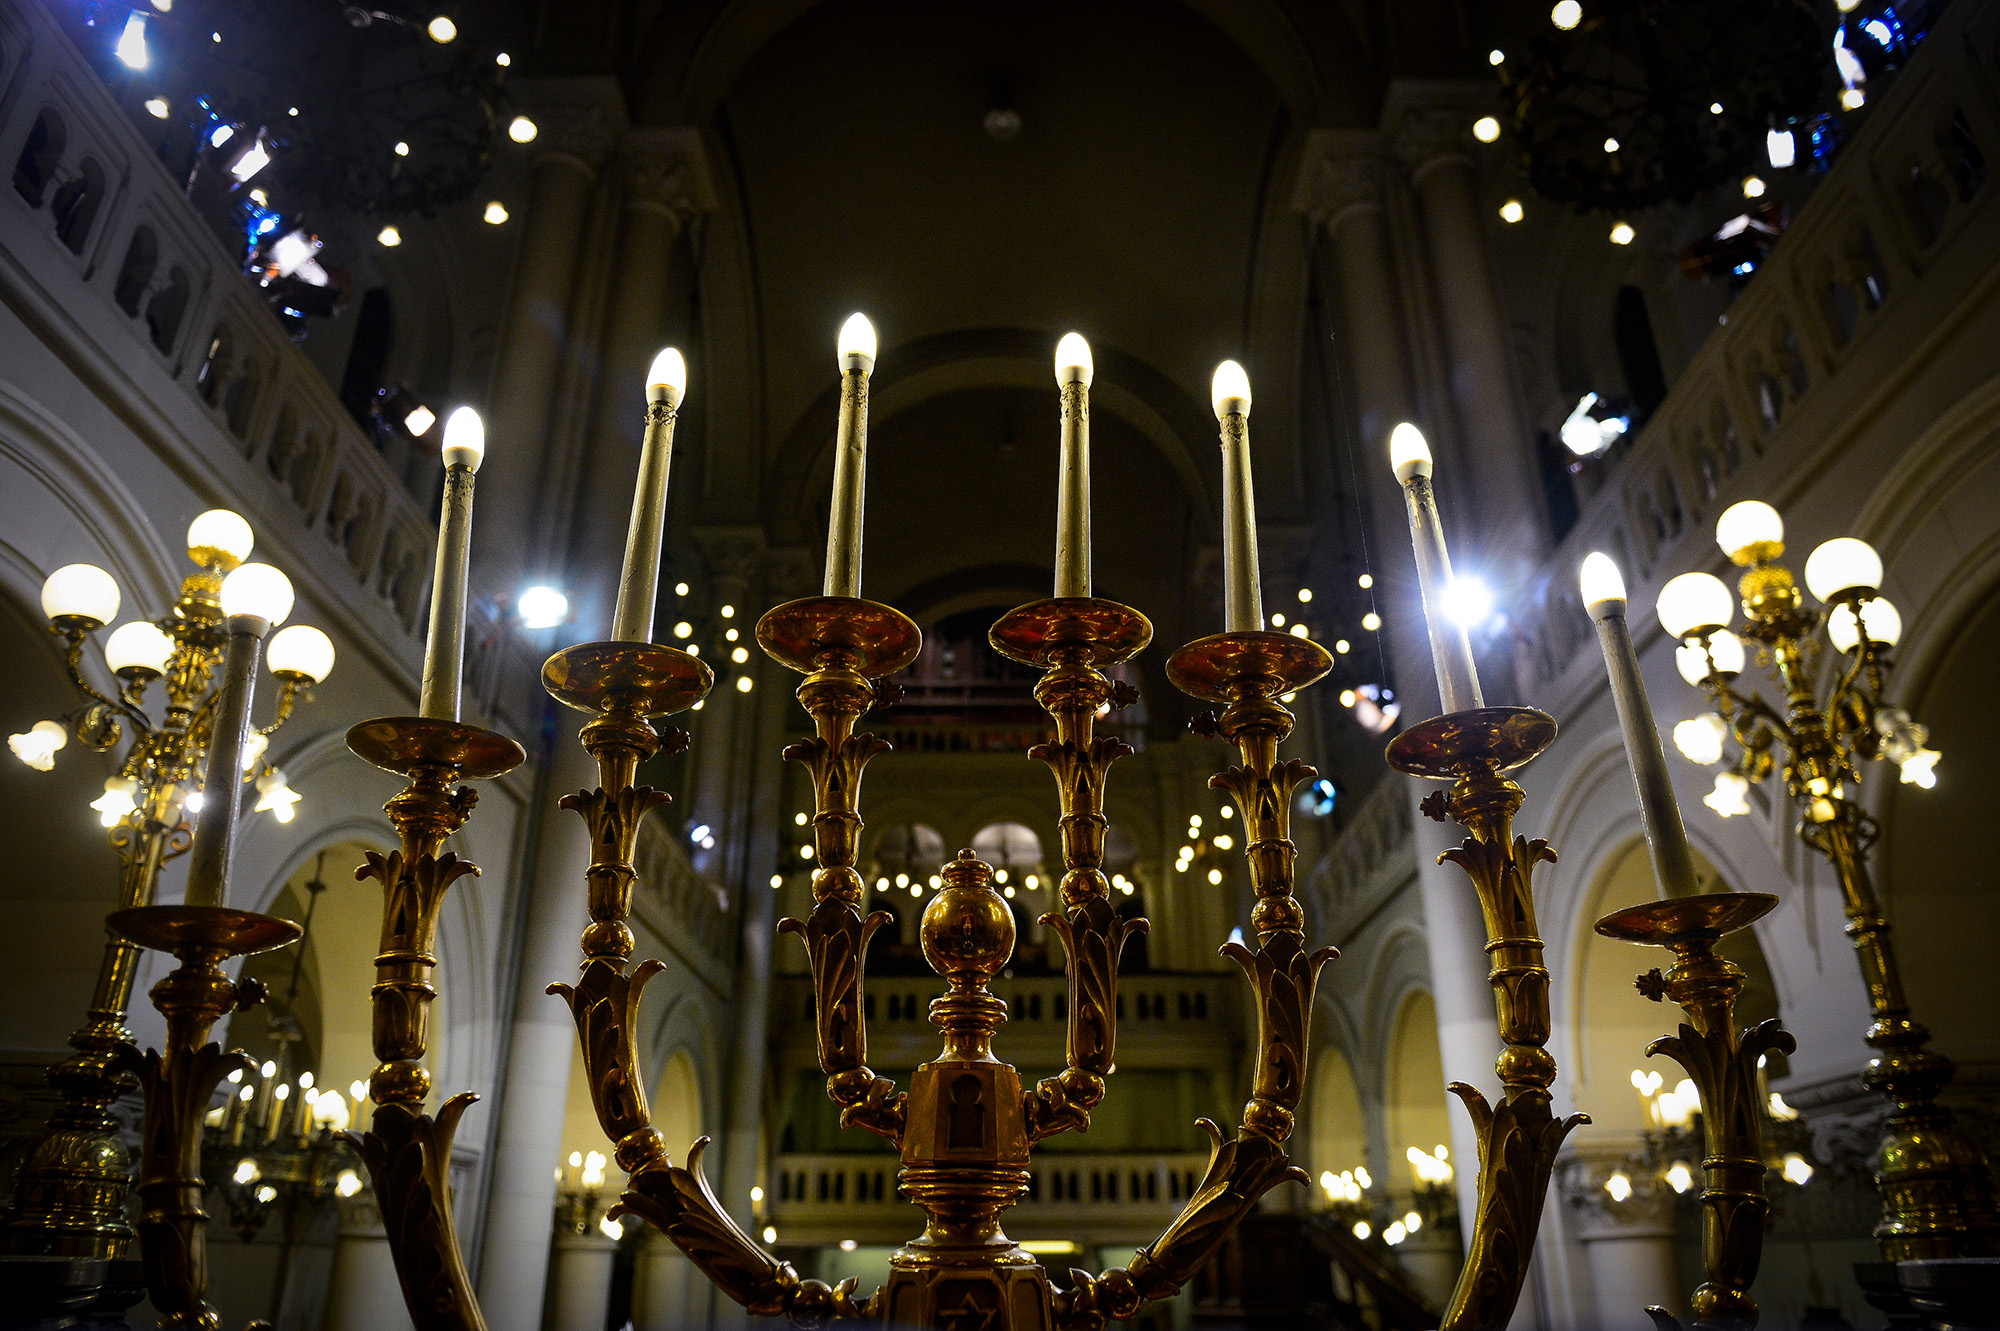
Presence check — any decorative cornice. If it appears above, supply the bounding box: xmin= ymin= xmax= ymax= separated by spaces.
xmin=620 ymin=126 xmax=719 ymax=229
xmin=514 ymin=76 xmax=630 ymax=179
xmin=1291 ymin=128 xmax=1392 ymax=232
xmin=1556 ymin=1141 xmax=1684 ymax=1238
xmin=1379 ymin=80 xmax=1497 ymax=185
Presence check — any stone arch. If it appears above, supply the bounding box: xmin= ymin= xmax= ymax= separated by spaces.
xmin=1384 ymin=990 xmax=1453 ymax=1193
xmin=1305 ymin=1042 xmax=1369 ymax=1182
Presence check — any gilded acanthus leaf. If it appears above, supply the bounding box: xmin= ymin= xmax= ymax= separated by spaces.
xmin=353 ymin=1094 xmax=487 ymax=1331
xmin=548 ymin=957 xmax=668 ymax=1144
xmin=1439 ymin=1084 xmax=1588 ymax=1331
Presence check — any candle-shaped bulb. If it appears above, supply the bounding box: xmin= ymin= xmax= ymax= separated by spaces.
xmin=440 ymin=406 xmax=485 ymax=471
xmin=1055 ymin=332 xmax=1093 ymax=387
xmin=838 ymin=313 xmax=877 ymax=374
xmin=1579 ymin=551 xmax=1627 ymax=611
xmin=1389 ymin=422 xmax=1433 ymax=483
xmin=647 ymin=347 xmax=688 ymax=407
xmin=1210 ymin=360 xmax=1251 ymax=419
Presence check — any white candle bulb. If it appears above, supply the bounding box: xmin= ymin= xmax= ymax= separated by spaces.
xmin=1388 ymin=422 xmax=1433 ymax=483
xmin=647 ymin=347 xmax=688 ymax=406
xmin=440 ymin=406 xmax=485 ymax=471
xmin=838 ymin=313 xmax=877 ymax=374
xmin=1055 ymin=332 xmax=1093 ymax=387
xmin=1210 ymin=360 xmax=1251 ymax=418
xmin=1579 ymin=551 xmax=1626 ymax=608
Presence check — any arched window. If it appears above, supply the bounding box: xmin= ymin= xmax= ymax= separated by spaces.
xmin=113 ymin=227 xmax=157 ymax=317
xmin=1613 ymin=286 xmax=1667 ymax=422
xmin=145 ymin=266 xmax=190 ymax=353
xmin=50 ymin=155 xmax=104 ymax=254
xmin=971 ymin=822 xmax=1043 ymax=875
xmin=12 ymin=108 xmax=65 ymax=207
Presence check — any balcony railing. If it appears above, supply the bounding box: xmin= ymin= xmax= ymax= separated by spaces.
xmin=1311 ymin=0 xmax=1999 ymax=912
xmin=773 ymin=973 xmax=1240 ymax=1046
xmin=1506 ymin=1 xmax=1997 ymax=716
xmin=0 ymin=2 xmax=537 ymax=726
xmin=766 ymin=1151 xmax=1213 ymax=1244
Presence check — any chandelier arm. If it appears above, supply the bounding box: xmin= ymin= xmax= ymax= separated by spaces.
xmin=256 ymin=676 xmax=306 ymax=739
xmin=56 ymin=625 xmax=152 ymax=737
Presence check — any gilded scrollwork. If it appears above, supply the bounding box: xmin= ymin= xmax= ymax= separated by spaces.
xmin=355 ymin=1095 xmax=487 ymax=1331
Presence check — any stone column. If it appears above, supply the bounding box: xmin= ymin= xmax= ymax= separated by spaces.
xmin=548 ymin=1229 xmax=619 ymax=1331
xmin=565 ymin=129 xmax=716 ymax=640
xmin=1296 ymin=131 xmax=1503 ymax=1239
xmin=1388 ymin=98 xmax=1551 ymax=582
xmin=632 ymin=1231 xmax=696 ymax=1331
xmin=322 ymin=1195 xmax=412 ymax=1331
xmin=1557 ymin=1146 xmax=1684 ymax=1328
xmin=473 ymin=129 xmax=712 ymax=1331
xmin=474 ymin=78 xmax=626 ymax=590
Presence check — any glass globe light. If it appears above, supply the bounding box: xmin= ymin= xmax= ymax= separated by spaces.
xmin=42 ymin=564 xmax=120 ymax=628
xmin=1804 ymin=537 xmax=1883 ymax=603
xmin=1673 ymin=713 xmax=1729 ymax=766
xmin=267 ymin=625 xmax=335 ymax=683
xmin=220 ymin=563 xmax=295 ymax=626
xmin=1827 ymin=598 xmax=1901 ymax=652
xmin=186 ymin=510 xmax=254 ymax=569
xmin=104 ymin=621 xmax=176 ymax=676
xmin=1715 ymin=501 xmax=1784 ymax=561
xmin=1656 ymin=572 xmax=1734 ymax=639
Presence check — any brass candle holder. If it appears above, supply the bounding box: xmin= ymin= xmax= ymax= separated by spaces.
xmin=1596 ymin=891 xmax=1796 ymax=1331
xmin=106 ymin=903 xmax=301 ymax=1330
xmin=535 ymin=595 xmax=1339 ymax=1330
xmin=1386 ymin=706 xmax=1589 ymax=1331
xmin=343 ymin=714 xmax=525 ymax=1330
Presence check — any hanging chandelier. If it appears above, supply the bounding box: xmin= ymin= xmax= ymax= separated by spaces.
xmin=1496 ymin=0 xmax=1829 ymax=211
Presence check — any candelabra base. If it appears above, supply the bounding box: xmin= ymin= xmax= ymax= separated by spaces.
xmin=879 ymin=1259 xmax=1053 ymax=1331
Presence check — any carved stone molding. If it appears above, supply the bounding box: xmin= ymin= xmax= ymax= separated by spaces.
xmin=620 ymin=127 xmax=719 ymax=229
xmin=693 ymin=525 xmax=768 ymax=604
xmin=1557 ymin=1142 xmax=1684 ymax=1239
xmin=1378 ymin=80 xmax=1497 ymax=185
xmin=514 ymin=76 xmax=630 ymax=179
xmin=1291 ymin=128 xmax=1392 ymax=232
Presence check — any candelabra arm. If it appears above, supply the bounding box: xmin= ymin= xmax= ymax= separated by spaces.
xmin=1601 ymin=893 xmax=1795 ymax=1331
xmin=106 ymin=905 xmax=299 ymax=1331
xmin=55 ymin=624 xmax=150 ymax=739
xmin=1388 ymin=708 xmax=1589 ymax=1331
xmin=616 ymin=1138 xmax=875 ymax=1324
xmin=776 ymin=642 xmax=906 ymax=1144
xmin=992 ymin=599 xmax=1153 ymax=1144
xmin=345 ymin=716 xmax=525 ymax=1331
xmin=256 ymin=676 xmax=306 ymax=738
xmin=1065 ymin=632 xmax=1339 ymax=1330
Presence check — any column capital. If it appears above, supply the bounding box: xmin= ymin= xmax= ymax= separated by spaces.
xmin=1291 ymin=128 xmax=1393 ymax=231
xmin=513 ymin=76 xmax=630 ymax=179
xmin=1380 ymin=80 xmax=1496 ymax=184
xmin=1556 ymin=1142 xmax=1683 ymax=1240
xmin=620 ymin=126 xmax=719 ymax=229
xmin=693 ymin=525 xmax=769 ymax=599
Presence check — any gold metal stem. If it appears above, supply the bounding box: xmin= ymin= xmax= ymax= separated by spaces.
xmin=345 ymin=716 xmax=525 ymax=1331
xmin=1599 ymin=892 xmax=1795 ymax=1331
xmin=1805 ymin=804 xmax=2000 ymax=1259
xmin=1387 ymin=707 xmax=1587 ymax=1331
